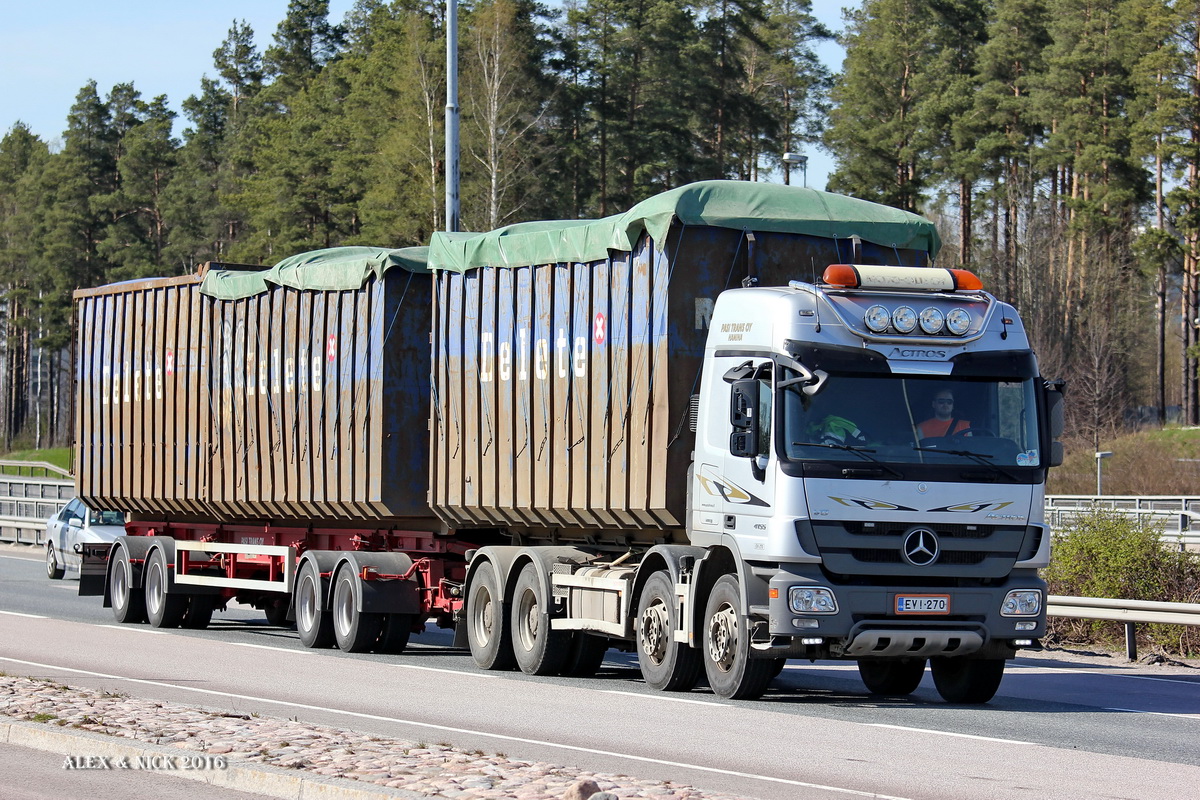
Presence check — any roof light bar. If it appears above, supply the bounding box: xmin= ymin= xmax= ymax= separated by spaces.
xmin=821 ymin=264 xmax=984 ymax=292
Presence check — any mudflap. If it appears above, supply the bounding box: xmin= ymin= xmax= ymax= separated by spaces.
xmin=78 ymin=542 xmax=114 ymax=598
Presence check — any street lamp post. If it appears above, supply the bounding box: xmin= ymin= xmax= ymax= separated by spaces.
xmin=782 ymin=152 xmax=808 ymax=188
xmin=1095 ymin=451 xmax=1113 ymax=495
xmin=445 ymin=0 xmax=460 ymax=233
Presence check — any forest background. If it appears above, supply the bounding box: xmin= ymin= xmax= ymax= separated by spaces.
xmin=3 ymin=0 xmax=1200 ymax=463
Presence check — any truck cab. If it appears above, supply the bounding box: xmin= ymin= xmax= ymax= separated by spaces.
xmin=691 ymin=264 xmax=1063 ymax=702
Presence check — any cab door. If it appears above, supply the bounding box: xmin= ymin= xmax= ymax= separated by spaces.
xmin=715 ymin=361 xmax=776 ymax=553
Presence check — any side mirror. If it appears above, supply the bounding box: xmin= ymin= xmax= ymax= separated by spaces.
xmin=1049 ymin=441 xmax=1064 ymax=468
xmin=729 ymin=379 xmax=759 ymax=458
xmin=1044 ymin=379 xmax=1065 ymax=438
xmin=68 ymin=517 xmax=82 ymax=529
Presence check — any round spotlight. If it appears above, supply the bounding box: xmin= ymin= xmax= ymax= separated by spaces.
xmin=892 ymin=306 xmax=917 ymax=333
xmin=946 ymin=308 xmax=971 ymax=335
xmin=919 ymin=307 xmax=945 ymax=334
xmin=864 ymin=305 xmax=891 ymax=333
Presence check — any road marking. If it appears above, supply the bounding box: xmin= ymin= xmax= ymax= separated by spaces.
xmin=97 ymin=625 xmax=169 ymax=635
xmin=224 ymin=642 xmax=311 ymax=655
xmin=597 ymin=689 xmax=726 ymax=707
xmin=867 ymin=724 xmax=1036 ymax=745
xmin=0 ymin=610 xmax=47 ymax=619
xmin=0 ymin=553 xmax=41 ymax=561
xmin=1104 ymin=707 xmax=1200 ymax=721
xmin=0 ymin=655 xmax=911 ymax=800
xmin=389 ymin=663 xmax=499 ymax=678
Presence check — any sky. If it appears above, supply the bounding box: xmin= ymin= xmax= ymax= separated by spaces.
xmin=0 ymin=0 xmax=847 ymax=190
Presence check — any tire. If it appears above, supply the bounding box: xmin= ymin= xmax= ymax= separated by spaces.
xmin=377 ymin=613 xmax=414 ymax=654
xmin=110 ymin=546 xmax=146 ymax=624
xmin=858 ymin=658 xmax=927 ymax=696
xmin=931 ymin=657 xmax=1006 ymax=704
xmin=145 ymin=549 xmax=187 ymax=629
xmin=511 ymin=562 xmax=569 ymax=675
xmin=332 ymin=568 xmax=383 ymax=653
xmin=466 ymin=561 xmax=514 ymax=670
xmin=295 ymin=561 xmax=334 ymax=648
xmin=561 ymin=632 xmax=608 ymax=678
xmin=46 ymin=543 xmax=64 ymax=580
xmin=701 ymin=574 xmax=774 ymax=700
xmin=636 ymin=571 xmax=701 ymax=691
xmin=181 ymin=595 xmax=216 ymax=629
xmin=264 ymin=598 xmax=291 ymax=627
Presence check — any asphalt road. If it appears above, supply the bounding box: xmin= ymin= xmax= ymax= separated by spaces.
xmin=2 ymin=545 xmax=1199 ymax=800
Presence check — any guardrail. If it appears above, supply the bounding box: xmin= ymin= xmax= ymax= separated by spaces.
xmin=0 ymin=459 xmax=73 ymax=479
xmin=1047 ymin=595 xmax=1200 ymax=661
xmin=0 ymin=474 xmax=74 ymax=547
xmin=1045 ymin=494 xmax=1200 ymax=548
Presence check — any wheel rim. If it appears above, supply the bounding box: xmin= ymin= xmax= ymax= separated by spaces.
xmin=46 ymin=546 xmax=57 ymax=577
xmin=639 ymin=598 xmax=669 ymax=666
xmin=297 ymin=573 xmax=317 ymax=632
xmin=515 ymin=586 xmax=539 ymax=651
xmin=472 ymin=584 xmax=495 ymax=646
xmin=334 ymin=576 xmax=354 ymax=636
xmin=112 ymin=557 xmax=128 ymax=607
xmin=145 ymin=560 xmax=164 ymax=616
xmin=707 ymin=602 xmax=738 ymax=673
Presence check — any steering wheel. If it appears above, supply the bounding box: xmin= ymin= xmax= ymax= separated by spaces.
xmin=951 ymin=427 xmax=995 ymax=438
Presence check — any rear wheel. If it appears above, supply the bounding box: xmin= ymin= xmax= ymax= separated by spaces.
xmin=264 ymin=598 xmax=291 ymax=627
xmin=181 ymin=595 xmax=215 ymax=629
xmin=702 ymin=574 xmax=774 ymax=700
xmin=466 ymin=561 xmax=514 ymax=670
xmin=931 ymin=657 xmax=1006 ymax=704
xmin=377 ymin=613 xmax=414 ymax=654
xmin=511 ymin=563 xmax=569 ymax=675
xmin=110 ymin=546 xmax=146 ymax=624
xmin=636 ymin=571 xmax=701 ymax=691
xmin=295 ymin=561 xmax=334 ymax=648
xmin=858 ymin=658 xmax=927 ymax=696
xmin=145 ymin=549 xmax=186 ymax=629
xmin=45 ymin=543 xmax=64 ymax=580
xmin=332 ymin=568 xmax=383 ymax=652
xmin=561 ymin=632 xmax=608 ymax=678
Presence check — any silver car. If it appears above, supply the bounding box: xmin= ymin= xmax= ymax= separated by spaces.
xmin=45 ymin=498 xmax=125 ymax=580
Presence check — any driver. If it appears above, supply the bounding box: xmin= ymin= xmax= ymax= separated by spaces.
xmin=917 ymin=390 xmax=971 ymax=438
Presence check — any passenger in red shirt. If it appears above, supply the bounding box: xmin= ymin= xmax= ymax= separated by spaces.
xmin=917 ymin=391 xmax=970 ymax=439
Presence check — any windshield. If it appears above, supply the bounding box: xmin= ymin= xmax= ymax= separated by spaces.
xmin=781 ymin=369 xmax=1043 ymax=468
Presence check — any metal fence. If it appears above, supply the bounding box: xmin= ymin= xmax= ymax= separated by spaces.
xmin=1045 ymin=494 xmax=1200 ymax=548
xmin=0 ymin=469 xmax=74 ymax=546
xmin=1047 ymin=595 xmax=1200 ymax=661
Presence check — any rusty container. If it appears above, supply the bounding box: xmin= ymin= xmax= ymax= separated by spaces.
xmin=428 ymin=202 xmax=933 ymax=541
xmin=74 ymin=267 xmax=437 ymax=525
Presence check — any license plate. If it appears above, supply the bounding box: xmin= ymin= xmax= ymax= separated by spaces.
xmin=895 ymin=594 xmax=950 ymax=614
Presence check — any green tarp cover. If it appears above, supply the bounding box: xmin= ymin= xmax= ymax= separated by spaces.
xmin=199 ymin=246 xmax=430 ymax=299
xmin=428 ymin=180 xmax=941 ymax=273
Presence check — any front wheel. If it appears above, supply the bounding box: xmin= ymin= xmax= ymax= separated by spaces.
xmin=332 ymin=568 xmax=383 ymax=652
xmin=110 ymin=546 xmax=146 ymax=624
xmin=511 ymin=563 xmax=569 ymax=675
xmin=46 ymin=543 xmax=65 ymax=580
xmin=295 ymin=561 xmax=334 ymax=648
xmin=702 ymin=574 xmax=774 ymax=700
xmin=930 ymin=657 xmax=1005 ymax=704
xmin=466 ymin=561 xmax=514 ymax=670
xmin=636 ymin=571 xmax=701 ymax=691
xmin=858 ymin=658 xmax=927 ymax=696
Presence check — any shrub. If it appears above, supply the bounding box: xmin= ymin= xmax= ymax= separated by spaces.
xmin=1044 ymin=510 xmax=1200 ymax=656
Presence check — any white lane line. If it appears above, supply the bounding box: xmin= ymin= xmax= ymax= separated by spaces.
xmin=0 ymin=610 xmax=47 ymax=619
xmin=0 ymin=553 xmax=41 ymax=561
xmin=390 ymin=664 xmax=499 ymax=679
xmin=597 ymin=689 xmax=726 ymax=707
xmin=1104 ymin=707 xmax=1200 ymax=721
xmin=96 ymin=625 xmax=169 ymax=635
xmin=0 ymin=655 xmax=911 ymax=800
xmin=223 ymin=642 xmax=311 ymax=656
xmin=867 ymin=724 xmax=1035 ymax=745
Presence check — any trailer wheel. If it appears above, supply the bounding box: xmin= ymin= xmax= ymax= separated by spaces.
xmin=46 ymin=543 xmax=65 ymax=580
xmin=145 ymin=549 xmax=187 ymax=629
xmin=296 ymin=561 xmax=334 ymax=648
xmin=511 ymin=563 xmax=569 ymax=675
xmin=264 ymin=598 xmax=291 ymax=628
xmin=701 ymin=574 xmax=774 ymax=700
xmin=636 ymin=571 xmax=701 ymax=691
xmin=377 ymin=614 xmax=414 ymax=654
xmin=466 ymin=561 xmax=514 ymax=670
xmin=182 ymin=595 xmax=215 ymax=629
xmin=561 ymin=632 xmax=608 ymax=678
xmin=930 ymin=657 xmax=1005 ymax=704
xmin=110 ymin=546 xmax=146 ymax=624
xmin=333 ymin=568 xmax=383 ymax=652
xmin=857 ymin=658 xmax=927 ymax=696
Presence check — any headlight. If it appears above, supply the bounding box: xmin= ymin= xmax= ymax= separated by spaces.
xmin=946 ymin=308 xmax=971 ymax=335
xmin=918 ymin=307 xmax=944 ymax=334
xmin=789 ymin=586 xmax=838 ymax=614
xmin=891 ymin=306 xmax=917 ymax=333
xmin=1001 ymin=589 xmax=1042 ymax=617
xmin=864 ymin=305 xmax=891 ymax=333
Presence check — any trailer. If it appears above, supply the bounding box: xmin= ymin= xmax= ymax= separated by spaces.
xmin=74 ymin=181 xmax=1063 ymax=703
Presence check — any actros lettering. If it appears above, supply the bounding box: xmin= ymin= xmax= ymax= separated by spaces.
xmin=480 ymin=328 xmax=588 ymax=383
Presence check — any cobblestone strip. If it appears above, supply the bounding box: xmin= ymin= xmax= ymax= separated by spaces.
xmin=0 ymin=675 xmax=756 ymax=800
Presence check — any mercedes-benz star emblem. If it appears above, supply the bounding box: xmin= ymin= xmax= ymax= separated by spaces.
xmin=902 ymin=528 xmax=940 ymax=566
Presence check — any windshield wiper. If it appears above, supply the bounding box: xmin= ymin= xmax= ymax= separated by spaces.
xmin=792 ymin=442 xmax=904 ymax=479
xmin=911 ymin=446 xmax=1021 ymax=482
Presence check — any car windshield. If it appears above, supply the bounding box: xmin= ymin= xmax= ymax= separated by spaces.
xmin=781 ymin=369 xmax=1043 ymax=468
xmin=89 ymin=509 xmax=125 ymax=526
